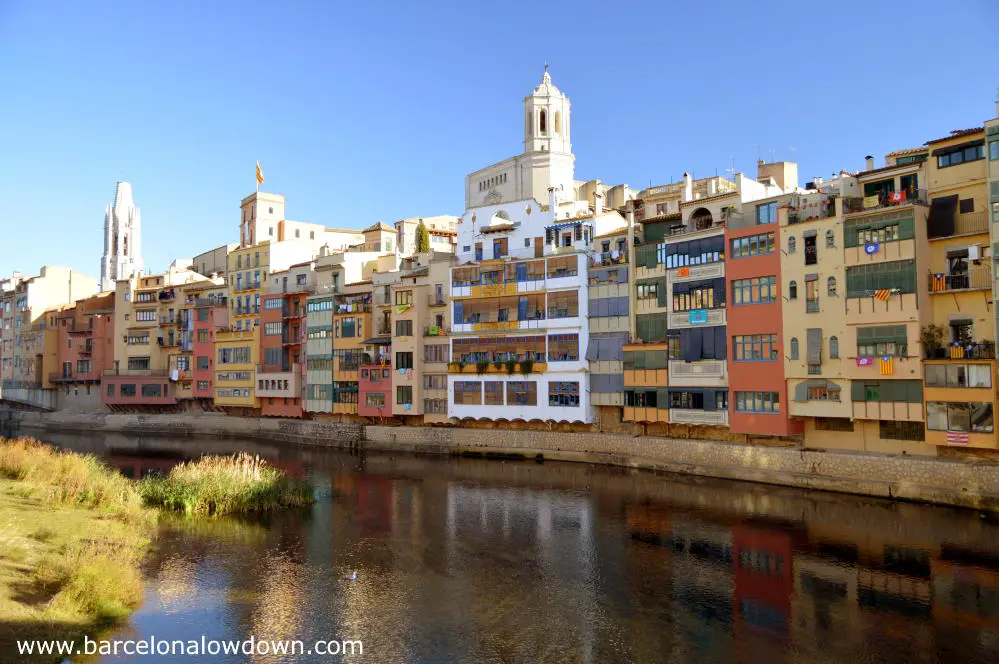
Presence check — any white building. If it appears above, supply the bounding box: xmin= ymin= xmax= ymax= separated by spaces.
xmin=447 ymin=69 xmax=629 ymax=424
xmin=100 ymin=181 xmax=143 ymax=290
xmin=238 ymin=191 xmax=363 ymax=254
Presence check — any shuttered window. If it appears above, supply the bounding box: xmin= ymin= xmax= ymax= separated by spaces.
xmin=846 ymin=260 xmax=916 ymax=297
xmin=850 ymin=379 xmax=922 ymax=403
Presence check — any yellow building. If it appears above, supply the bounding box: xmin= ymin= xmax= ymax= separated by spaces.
xmin=921 ymin=128 xmax=994 ymax=448
xmin=213 ymin=328 xmax=259 ymax=411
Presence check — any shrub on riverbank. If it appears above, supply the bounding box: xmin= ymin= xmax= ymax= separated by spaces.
xmin=0 ymin=437 xmax=143 ymax=514
xmin=140 ymin=452 xmax=314 ymax=516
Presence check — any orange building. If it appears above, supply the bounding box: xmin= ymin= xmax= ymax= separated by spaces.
xmin=50 ymin=292 xmax=115 ymax=410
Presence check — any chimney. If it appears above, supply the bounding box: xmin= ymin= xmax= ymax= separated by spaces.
xmin=683 ymin=172 xmax=693 ymax=202
xmin=593 ymin=190 xmax=604 ymax=216
xmin=865 ymin=155 xmax=874 ymax=171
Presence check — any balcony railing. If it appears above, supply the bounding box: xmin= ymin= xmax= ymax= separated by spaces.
xmin=928 ymin=267 xmax=991 ymax=292
xmin=282 ymin=331 xmax=302 ymax=345
xmin=424 ymin=325 xmax=448 ymax=337
xmin=102 ymin=369 xmax=170 ymax=377
xmin=428 ymin=294 xmax=447 ymax=307
xmin=589 ymin=250 xmax=628 ymax=267
xmin=788 ymin=194 xmax=837 ymax=223
xmin=806 ymin=300 xmax=820 ymax=313
xmin=953 ymin=211 xmax=988 ymax=236
xmin=843 ymin=189 xmax=928 ymax=214
xmin=335 ymin=303 xmax=371 ymax=314
xmin=925 ymin=341 xmax=996 ymax=360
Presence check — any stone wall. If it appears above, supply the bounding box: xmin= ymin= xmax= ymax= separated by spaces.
xmin=7 ymin=410 xmax=999 ymax=512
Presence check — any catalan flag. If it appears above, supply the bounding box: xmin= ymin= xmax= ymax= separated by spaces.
xmin=873 ymin=289 xmax=891 ymax=301
xmin=256 ymin=161 xmax=264 ymax=186
xmin=932 ymin=274 xmax=945 ymax=292
xmin=879 ymin=355 xmax=893 ymax=375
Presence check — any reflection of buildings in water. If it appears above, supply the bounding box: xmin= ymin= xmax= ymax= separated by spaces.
xmin=791 ymin=556 xmax=861 ymax=653
xmin=731 ymin=523 xmax=795 ymax=642
xmin=153 ymin=556 xmax=201 ymax=615
xmin=932 ymin=549 xmax=999 ymax=631
xmin=248 ymin=552 xmax=310 ymax=664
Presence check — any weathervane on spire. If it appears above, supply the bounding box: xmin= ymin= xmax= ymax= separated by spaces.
xmin=544 ymin=62 xmax=549 ymax=74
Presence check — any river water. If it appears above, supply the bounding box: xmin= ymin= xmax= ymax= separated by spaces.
xmin=36 ymin=430 xmax=999 ymax=663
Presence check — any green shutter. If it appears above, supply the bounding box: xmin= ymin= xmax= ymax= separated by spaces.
xmin=657 ymin=387 xmax=670 ymax=407
xmin=656 ymin=278 xmax=667 ymax=307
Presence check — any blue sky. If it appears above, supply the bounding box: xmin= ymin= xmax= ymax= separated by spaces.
xmin=1 ymin=0 xmax=997 ymax=279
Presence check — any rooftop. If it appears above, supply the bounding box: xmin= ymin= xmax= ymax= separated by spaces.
xmin=925 ymin=127 xmax=983 ymax=144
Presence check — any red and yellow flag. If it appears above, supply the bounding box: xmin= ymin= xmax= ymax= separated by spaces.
xmin=879 ymin=356 xmax=893 ymax=375
xmin=256 ymin=161 xmax=264 ymax=186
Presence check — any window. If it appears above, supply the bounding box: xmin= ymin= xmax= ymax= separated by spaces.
xmin=396 ymin=352 xmax=414 ymax=370
xmin=264 ymin=322 xmax=282 ymax=336
xmin=959 ymin=198 xmax=975 ymax=214
xmin=637 ymin=280 xmax=659 ymax=300
xmin=807 ymin=384 xmax=840 ymax=401
xmin=857 ymin=325 xmax=908 ymax=357
xmin=735 ymin=391 xmax=780 ymax=413
xmin=625 ymin=389 xmax=659 ymax=408
xmin=76 ymin=359 xmax=91 ymax=374
xmin=127 ymin=357 xmax=150 ymax=371
xmin=730 ymin=232 xmax=775 ymax=259
xmin=732 ymin=277 xmax=777 ymax=305
xmin=264 ymin=298 xmax=283 ymax=310
xmin=927 ymin=402 xmax=993 ymax=433
xmin=197 ymin=381 xmax=209 ymax=391
xmin=423 ymin=374 xmax=447 ymax=390
xmin=506 ymin=381 xmax=537 ymax=406
xmin=135 ymin=309 xmax=156 ymax=322
xmin=805 ymin=278 xmax=819 ymax=311
xmin=141 ymin=384 xmax=164 ymax=398
xmin=924 ymin=363 xmax=991 ymax=388
xmin=937 ymin=143 xmax=985 ymax=168
xmin=549 ymin=381 xmax=580 ymax=407
xmin=484 ymin=381 xmax=504 ymax=405
xmin=756 ymin=202 xmax=778 ymax=224
xmin=366 ymin=394 xmax=385 ymax=407
xmin=733 ymin=334 xmax=779 ymax=361
xmin=424 ymin=344 xmax=449 ymax=364
xmin=846 ymin=260 xmax=916 ymax=297
xmin=673 ymin=282 xmax=721 ymax=311
xmin=395 ymin=290 xmax=413 ymax=306
xmin=217 ymin=346 xmax=251 ymax=364
xmin=815 ymin=417 xmax=854 ymax=431
xmin=804 ymin=235 xmax=817 ymax=265
xmin=880 ymin=420 xmax=925 ymax=441
xmin=197 ymin=356 xmax=209 ymax=370
xmin=120 ymin=384 xmax=136 ymax=397
xmin=493 ymin=238 xmax=508 ymax=258
xmin=454 ymin=381 xmax=482 ymax=405
xmin=790 ymin=338 xmax=799 ymax=360
xmin=788 ymin=280 xmax=797 ymax=300
xmin=787 ymin=236 xmax=796 ymax=253
xmin=829 ymin=336 xmax=839 ymax=359
xmin=547 ymin=333 xmax=578 ymax=361
xmin=825 ymin=230 xmax=835 ymax=248
xmin=990 ymin=140 xmax=999 ymax=161
xmin=395 ymin=320 xmax=413 ymax=336
xmin=827 ymin=277 xmax=837 ymax=296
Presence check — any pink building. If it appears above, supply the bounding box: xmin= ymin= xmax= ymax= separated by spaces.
xmin=358 ymin=361 xmax=392 ymax=418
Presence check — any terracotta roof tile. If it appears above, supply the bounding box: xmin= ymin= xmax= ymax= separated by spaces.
xmin=925 ymin=127 xmax=984 ymax=145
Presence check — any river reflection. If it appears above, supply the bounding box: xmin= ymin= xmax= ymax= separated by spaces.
xmin=35 ymin=430 xmax=999 ymax=663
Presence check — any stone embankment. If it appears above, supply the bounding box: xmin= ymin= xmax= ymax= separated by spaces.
xmin=10 ymin=410 xmax=999 ymax=512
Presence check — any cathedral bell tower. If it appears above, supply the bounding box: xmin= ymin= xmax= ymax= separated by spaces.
xmin=523 ymin=65 xmax=571 ymax=155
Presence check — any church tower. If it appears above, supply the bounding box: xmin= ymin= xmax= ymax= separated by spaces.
xmin=100 ymin=181 xmax=143 ymax=291
xmin=523 ymin=65 xmax=571 ymax=155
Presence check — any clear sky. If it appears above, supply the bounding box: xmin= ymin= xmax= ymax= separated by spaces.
xmin=1 ymin=0 xmax=997 ymax=279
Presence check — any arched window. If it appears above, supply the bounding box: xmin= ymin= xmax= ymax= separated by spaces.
xmin=827 ymin=276 xmax=838 ymax=296
xmin=787 ymin=236 xmax=796 ymax=253
xmin=825 ymin=229 xmax=835 ymax=248
xmin=789 ymin=280 xmax=798 ymax=300
xmin=830 ymin=336 xmax=840 ymax=359
xmin=554 ymin=110 xmax=561 ymax=134
xmin=790 ymin=338 xmax=799 ymax=360
xmin=539 ymin=109 xmax=547 ymax=134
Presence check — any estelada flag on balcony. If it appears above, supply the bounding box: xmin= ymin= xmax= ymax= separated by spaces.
xmin=933 ymin=273 xmax=946 ymax=291
xmin=879 ymin=356 xmax=893 ymax=375
xmin=873 ymin=289 xmax=892 ymax=301
xmin=889 ymin=190 xmax=907 ymax=203
xmin=946 ymin=431 xmax=969 ymax=445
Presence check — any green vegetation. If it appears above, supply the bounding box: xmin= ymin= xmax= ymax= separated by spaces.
xmin=140 ymin=452 xmax=313 ymax=516
xmin=0 ymin=438 xmax=313 ymax=662
xmin=416 ymin=219 xmax=430 ymax=253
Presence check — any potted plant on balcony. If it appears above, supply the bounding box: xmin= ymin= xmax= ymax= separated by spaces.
xmin=493 ymin=359 xmax=504 ymax=372
xmin=920 ymin=324 xmax=945 ymax=359
xmin=519 ymin=357 xmax=534 ymax=376
xmin=450 ymin=358 xmax=466 ymax=373
xmin=476 ymin=359 xmax=490 ymax=375
xmin=505 ymin=358 xmax=517 ymax=375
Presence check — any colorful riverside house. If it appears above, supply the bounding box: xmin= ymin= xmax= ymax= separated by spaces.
xmin=188 ymin=282 xmax=228 ymax=407
xmin=212 ymin=327 xmax=258 ymax=414
xmin=989 ymin=99 xmax=999 ymax=342
xmin=625 ymin=164 xmax=792 ymax=438
xmin=922 ymin=127 xmax=995 ymax=449
xmin=51 ymin=292 xmax=115 ymax=412
xmin=725 ymin=189 xmax=801 ymax=438
xmin=257 ymin=262 xmax=313 ymax=418
xmin=331 ymin=281 xmax=374 ymax=418
xmin=587 ymin=221 xmax=632 ymax=421
xmin=780 ymin=173 xmax=856 ymax=442
xmin=103 ymin=264 xmax=210 ymax=412
xmin=840 ymin=152 xmax=931 ymax=453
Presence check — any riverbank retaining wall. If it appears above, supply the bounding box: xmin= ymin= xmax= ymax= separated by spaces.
xmin=8 ymin=410 xmax=999 ymax=512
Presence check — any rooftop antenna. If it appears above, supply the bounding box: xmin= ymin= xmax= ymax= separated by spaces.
xmin=726 ymin=156 xmax=735 ymax=179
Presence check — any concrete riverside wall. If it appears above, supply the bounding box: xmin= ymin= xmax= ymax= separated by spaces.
xmin=9 ymin=411 xmax=999 ymax=512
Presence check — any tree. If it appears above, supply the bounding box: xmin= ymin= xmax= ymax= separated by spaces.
xmin=416 ymin=220 xmax=430 ymax=253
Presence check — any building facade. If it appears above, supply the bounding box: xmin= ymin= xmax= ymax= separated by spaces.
xmin=100 ymin=181 xmax=143 ymax=291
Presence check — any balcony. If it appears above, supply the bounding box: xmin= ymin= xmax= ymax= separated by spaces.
xmin=282 ymin=330 xmax=302 ymax=345
xmin=589 ymin=250 xmax=628 ymax=267
xmin=334 ymin=302 xmax=371 ymax=314
xmin=667 ymin=360 xmax=727 ymax=387
xmin=282 ymin=305 xmax=304 ymax=319
xmin=806 ymin=299 xmax=820 ymax=313
xmin=66 ymin=322 xmax=93 ymax=334
xmin=928 ymin=267 xmax=990 ymax=293
xmin=255 ymin=367 xmax=301 ymax=398
xmin=428 ymin=294 xmax=447 ymax=307
xmin=159 ymin=315 xmax=176 ymax=326
xmin=158 ymin=289 xmax=176 ymax=302
xmin=788 ymin=194 xmax=837 ymax=224
xmin=424 ymin=325 xmax=448 ymax=337
xmin=669 ymin=408 xmax=729 ymax=426
xmin=843 ymin=189 xmax=928 ymax=215
xmin=925 ymin=341 xmax=996 ymax=360
xmin=103 ymin=369 xmax=170 ymax=377
xmin=668 ymin=308 xmax=725 ymax=330
xmin=669 ymin=262 xmax=724 ymax=283
xmin=952 ymin=211 xmax=989 ymax=237
xmin=79 ymin=343 xmax=93 ymax=356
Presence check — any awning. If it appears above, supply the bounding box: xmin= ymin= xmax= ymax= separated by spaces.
xmin=362 ymin=337 xmax=392 ymax=345
xmin=545 ymin=220 xmax=586 ymax=231
xmin=481 ymin=223 xmax=516 ymax=234
xmin=927 ymin=195 xmax=958 ymax=239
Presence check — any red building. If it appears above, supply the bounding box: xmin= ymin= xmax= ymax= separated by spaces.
xmin=358 ymin=361 xmax=392 ymax=418
xmin=731 ymin=523 xmax=795 ymax=639
xmin=725 ymin=208 xmax=801 ymax=436
xmin=258 ymin=287 xmax=306 ymax=418
xmin=192 ymin=294 xmax=228 ymax=402
xmin=52 ymin=292 xmax=116 ymax=387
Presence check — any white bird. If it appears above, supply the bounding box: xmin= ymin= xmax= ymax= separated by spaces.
xmin=344 ymin=570 xmax=357 ymax=581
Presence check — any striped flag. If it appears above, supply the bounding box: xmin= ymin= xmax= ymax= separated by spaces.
xmin=932 ymin=274 xmax=945 ymax=292
xmin=256 ymin=161 xmax=265 ymax=185
xmin=873 ymin=289 xmax=891 ymax=301
xmin=879 ymin=356 xmax=893 ymax=375
xmin=946 ymin=431 xmax=969 ymax=445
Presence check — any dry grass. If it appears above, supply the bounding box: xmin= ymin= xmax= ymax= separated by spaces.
xmin=140 ymin=452 xmax=314 ymax=516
